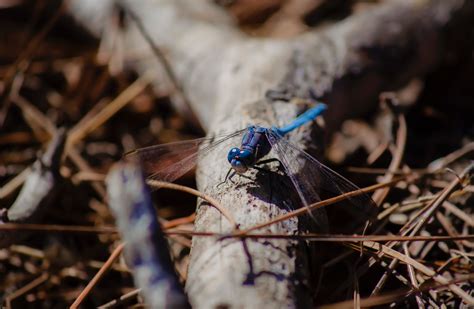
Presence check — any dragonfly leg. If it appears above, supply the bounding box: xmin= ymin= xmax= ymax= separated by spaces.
xmin=217 ymin=168 xmax=236 ymax=187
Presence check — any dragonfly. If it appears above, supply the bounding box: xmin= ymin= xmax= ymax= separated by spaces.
xmin=127 ymin=103 xmax=377 ymax=232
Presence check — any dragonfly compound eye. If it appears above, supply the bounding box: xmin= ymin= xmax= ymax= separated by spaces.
xmin=231 ymin=159 xmax=248 ymax=174
xmin=227 ymin=147 xmax=240 ymax=163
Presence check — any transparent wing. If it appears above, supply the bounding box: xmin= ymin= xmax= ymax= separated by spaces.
xmin=125 ymin=129 xmax=246 ymax=182
xmin=266 ymin=130 xmax=378 ymax=233
xmin=265 ymin=131 xmax=329 ymax=232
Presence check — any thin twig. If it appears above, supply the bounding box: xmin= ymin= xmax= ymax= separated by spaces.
xmin=147 ymin=179 xmax=237 ymax=229
xmin=0 ymin=223 xmax=118 ymax=234
xmin=2 ymin=223 xmax=472 ymax=243
xmin=238 ymin=176 xmax=411 ymax=235
xmin=70 ymin=243 xmax=126 ymax=309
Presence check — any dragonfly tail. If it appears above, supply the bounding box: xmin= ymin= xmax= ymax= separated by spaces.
xmin=275 ymin=103 xmax=327 ymax=136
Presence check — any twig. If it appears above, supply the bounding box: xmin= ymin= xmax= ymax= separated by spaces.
xmin=1 ymin=223 xmax=472 ymax=243
xmin=0 ymin=223 xmax=117 ymax=234
xmin=147 ymin=179 xmax=237 ymax=229
xmin=238 ymin=176 xmax=411 ymax=235
xmin=167 ymin=231 xmax=474 ymax=243
xmin=70 ymin=243 xmax=125 ymax=309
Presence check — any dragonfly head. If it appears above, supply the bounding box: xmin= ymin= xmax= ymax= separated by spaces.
xmin=227 ymin=147 xmax=252 ymax=173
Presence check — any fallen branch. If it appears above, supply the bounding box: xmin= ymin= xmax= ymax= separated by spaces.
xmin=105 ymin=161 xmax=189 ymax=308
xmin=0 ymin=128 xmax=67 ymax=248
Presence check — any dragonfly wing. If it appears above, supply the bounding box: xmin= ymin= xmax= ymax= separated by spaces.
xmin=266 ymin=130 xmax=378 ymax=233
xmin=126 ymin=129 xmax=246 ymax=183
xmin=265 ymin=131 xmax=329 ymax=232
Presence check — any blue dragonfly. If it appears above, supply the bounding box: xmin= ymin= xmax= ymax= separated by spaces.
xmin=127 ymin=103 xmax=377 ymax=232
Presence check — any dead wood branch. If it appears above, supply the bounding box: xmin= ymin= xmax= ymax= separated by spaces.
xmin=106 ymin=162 xmax=189 ymax=308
